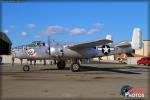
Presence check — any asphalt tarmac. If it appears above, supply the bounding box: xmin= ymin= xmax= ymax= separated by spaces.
xmin=0 ymin=63 xmax=149 ymax=100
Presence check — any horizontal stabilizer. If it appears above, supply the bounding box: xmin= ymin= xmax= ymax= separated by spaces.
xmin=68 ymin=39 xmax=112 ymax=50
xmin=115 ymin=41 xmax=131 ymax=48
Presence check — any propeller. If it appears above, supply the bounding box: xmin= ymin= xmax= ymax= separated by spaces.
xmin=48 ymin=36 xmax=51 ymax=59
xmin=60 ymin=43 xmax=64 ymax=57
xmin=59 ymin=41 xmax=65 ymax=57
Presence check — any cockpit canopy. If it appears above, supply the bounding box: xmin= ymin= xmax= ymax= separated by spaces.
xmin=12 ymin=41 xmax=46 ymax=51
xmin=32 ymin=41 xmax=45 ymax=46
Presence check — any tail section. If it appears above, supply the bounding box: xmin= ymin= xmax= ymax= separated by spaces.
xmin=106 ymin=34 xmax=113 ymax=41
xmin=131 ymin=28 xmax=143 ymax=49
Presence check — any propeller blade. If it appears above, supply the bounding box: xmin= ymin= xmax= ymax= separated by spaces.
xmin=48 ymin=36 xmax=51 ymax=58
xmin=60 ymin=42 xmax=64 ymax=57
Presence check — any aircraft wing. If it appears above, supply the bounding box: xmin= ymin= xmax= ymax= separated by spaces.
xmin=68 ymin=39 xmax=112 ymax=50
xmin=115 ymin=41 xmax=131 ymax=48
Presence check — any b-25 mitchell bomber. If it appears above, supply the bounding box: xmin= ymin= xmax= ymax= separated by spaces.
xmin=13 ymin=28 xmax=143 ymax=72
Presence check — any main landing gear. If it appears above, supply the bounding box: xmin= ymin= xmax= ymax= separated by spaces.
xmin=70 ymin=59 xmax=80 ymax=72
xmin=57 ymin=60 xmax=66 ymax=69
xmin=70 ymin=63 xmax=80 ymax=72
xmin=56 ymin=58 xmax=81 ymax=72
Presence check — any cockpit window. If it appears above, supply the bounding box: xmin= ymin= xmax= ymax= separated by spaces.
xmin=93 ymin=47 xmax=96 ymax=49
xmin=13 ymin=41 xmax=46 ymax=50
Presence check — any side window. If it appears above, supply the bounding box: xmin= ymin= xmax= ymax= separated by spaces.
xmin=142 ymin=58 xmax=145 ymax=60
xmin=145 ymin=58 xmax=150 ymax=60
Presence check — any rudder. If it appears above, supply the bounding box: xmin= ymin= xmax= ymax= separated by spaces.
xmin=131 ymin=28 xmax=143 ymax=49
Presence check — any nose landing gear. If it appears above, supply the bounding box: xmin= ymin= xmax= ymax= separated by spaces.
xmin=23 ymin=65 xmax=30 ymax=72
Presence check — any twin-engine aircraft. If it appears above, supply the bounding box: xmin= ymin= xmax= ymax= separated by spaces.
xmin=12 ymin=28 xmax=143 ymax=72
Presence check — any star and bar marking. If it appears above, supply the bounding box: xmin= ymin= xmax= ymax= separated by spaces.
xmin=97 ymin=45 xmax=114 ymax=55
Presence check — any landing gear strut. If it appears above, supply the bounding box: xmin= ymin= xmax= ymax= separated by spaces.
xmin=57 ymin=60 xmax=66 ymax=69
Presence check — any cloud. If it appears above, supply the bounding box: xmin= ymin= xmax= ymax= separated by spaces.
xmin=10 ymin=25 xmax=16 ymax=29
xmin=87 ymin=29 xmax=99 ymax=34
xmin=87 ymin=23 xmax=103 ymax=34
xmin=21 ymin=32 xmax=27 ymax=36
xmin=69 ymin=23 xmax=103 ymax=35
xmin=27 ymin=24 xmax=36 ymax=29
xmin=95 ymin=23 xmax=103 ymax=28
xmin=69 ymin=28 xmax=86 ymax=35
xmin=3 ymin=29 xmax=9 ymax=34
xmin=36 ymin=22 xmax=103 ymax=38
xmin=43 ymin=25 xmax=65 ymax=36
xmin=34 ymin=34 xmax=42 ymax=38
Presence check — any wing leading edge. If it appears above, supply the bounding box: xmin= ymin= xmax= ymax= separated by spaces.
xmin=68 ymin=39 xmax=112 ymax=50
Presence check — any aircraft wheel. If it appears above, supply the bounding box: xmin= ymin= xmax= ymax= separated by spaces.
xmin=23 ymin=65 xmax=30 ymax=72
xmin=71 ymin=63 xmax=80 ymax=72
xmin=57 ymin=60 xmax=65 ymax=69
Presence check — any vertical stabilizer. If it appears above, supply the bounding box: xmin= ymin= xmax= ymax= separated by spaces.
xmin=106 ymin=34 xmax=113 ymax=41
xmin=131 ymin=28 xmax=143 ymax=49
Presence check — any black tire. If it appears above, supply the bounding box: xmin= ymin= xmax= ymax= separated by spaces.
xmin=57 ymin=60 xmax=66 ymax=70
xmin=23 ymin=65 xmax=30 ymax=72
xmin=70 ymin=63 xmax=80 ymax=72
xmin=146 ymin=63 xmax=150 ymax=66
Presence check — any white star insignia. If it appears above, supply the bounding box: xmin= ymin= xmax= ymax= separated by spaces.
xmin=103 ymin=45 xmax=109 ymax=53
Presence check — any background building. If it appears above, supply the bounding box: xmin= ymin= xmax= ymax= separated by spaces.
xmin=0 ymin=32 xmax=12 ymax=55
xmin=127 ymin=40 xmax=150 ymax=64
xmin=135 ymin=40 xmax=150 ymax=56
